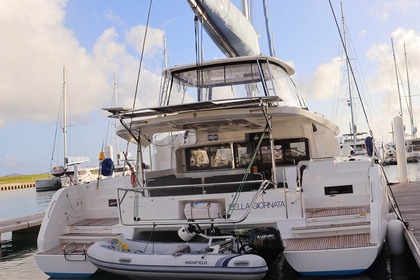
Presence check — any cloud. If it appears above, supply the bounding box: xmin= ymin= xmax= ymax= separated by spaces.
xmin=298 ymin=56 xmax=343 ymax=100
xmin=359 ymin=30 xmax=367 ymax=38
xmin=371 ymin=0 xmax=420 ymax=22
xmin=104 ymin=9 xmax=125 ymax=26
xmin=364 ymin=28 xmax=420 ymax=139
xmin=0 ymin=0 xmax=165 ymax=127
xmin=125 ymin=25 xmax=165 ymax=57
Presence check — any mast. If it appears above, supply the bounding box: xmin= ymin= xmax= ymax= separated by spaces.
xmin=340 ymin=2 xmax=356 ymax=148
xmin=113 ymin=74 xmax=120 ymax=165
xmin=404 ymin=43 xmax=417 ymax=139
xmin=62 ymin=66 xmax=68 ymax=169
xmin=391 ymin=38 xmax=404 ymax=117
xmin=262 ymin=0 xmax=275 ymax=57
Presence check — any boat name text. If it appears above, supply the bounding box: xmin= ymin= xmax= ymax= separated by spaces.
xmin=229 ymin=200 xmax=285 ymax=211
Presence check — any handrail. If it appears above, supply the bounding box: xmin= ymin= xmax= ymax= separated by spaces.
xmin=117 ymin=180 xmax=274 ymax=227
xmin=63 ymin=242 xmax=93 ymax=261
xmin=143 ymin=179 xmax=265 ymax=192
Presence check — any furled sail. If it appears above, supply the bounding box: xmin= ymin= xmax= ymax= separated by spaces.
xmin=187 ymin=0 xmax=260 ymax=57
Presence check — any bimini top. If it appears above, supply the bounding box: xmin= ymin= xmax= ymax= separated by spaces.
xmin=158 ymin=55 xmax=304 ymax=108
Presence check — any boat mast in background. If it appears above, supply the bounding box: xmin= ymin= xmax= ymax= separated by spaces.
xmin=340 ymin=1 xmax=357 ymax=148
xmin=62 ymin=66 xmax=68 ymax=170
xmin=112 ymin=74 xmax=120 ymax=165
xmin=404 ymin=43 xmax=417 ymax=139
xmin=391 ymin=38 xmax=404 ymax=118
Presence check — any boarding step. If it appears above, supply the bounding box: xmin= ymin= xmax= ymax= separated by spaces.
xmin=59 ymin=232 xmax=123 ymax=243
xmin=284 ymin=233 xmax=377 ymax=252
xmin=67 ymin=225 xmax=116 ymax=234
xmin=67 ymin=217 xmax=120 ymax=234
xmin=305 ymin=205 xmax=370 ymax=223
xmin=70 ymin=217 xmax=119 ymax=226
xmin=292 ymin=221 xmax=370 ymax=234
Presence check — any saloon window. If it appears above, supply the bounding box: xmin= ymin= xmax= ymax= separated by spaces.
xmin=186 ymin=144 xmax=233 ymax=171
xmin=236 ymin=138 xmax=309 ymax=168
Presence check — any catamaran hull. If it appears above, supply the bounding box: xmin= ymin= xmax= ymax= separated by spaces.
xmin=35 ymin=177 xmax=62 ymax=192
xmin=284 ymin=244 xmax=382 ymax=276
xmin=35 ymin=254 xmax=97 ymax=279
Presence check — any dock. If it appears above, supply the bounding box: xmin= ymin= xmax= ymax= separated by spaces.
xmin=0 ymin=182 xmax=35 ymax=191
xmin=390 ymin=182 xmax=420 ymax=267
xmin=0 ymin=212 xmax=44 ymax=239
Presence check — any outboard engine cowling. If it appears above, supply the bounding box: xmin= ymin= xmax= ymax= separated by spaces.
xmin=248 ymin=227 xmax=284 ymax=264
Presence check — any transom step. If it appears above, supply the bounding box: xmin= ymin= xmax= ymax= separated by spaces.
xmin=292 ymin=221 xmax=370 ymax=233
xmin=69 ymin=218 xmax=119 ymax=226
xmin=61 ymin=217 xmax=121 ymax=243
xmin=305 ymin=205 xmax=370 ymax=218
xmin=284 ymin=233 xmax=376 ymax=251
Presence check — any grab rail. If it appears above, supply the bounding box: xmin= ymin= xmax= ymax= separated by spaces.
xmin=117 ymin=180 xmax=274 ymax=227
xmin=63 ymin=242 xmax=93 ymax=261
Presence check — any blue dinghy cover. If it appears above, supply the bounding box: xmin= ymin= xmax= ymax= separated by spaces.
xmin=101 ymin=158 xmax=114 ymax=176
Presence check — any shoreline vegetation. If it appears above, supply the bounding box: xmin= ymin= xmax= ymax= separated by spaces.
xmin=0 ymin=174 xmax=49 ymax=185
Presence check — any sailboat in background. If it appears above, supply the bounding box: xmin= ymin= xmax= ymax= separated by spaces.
xmin=384 ymin=40 xmax=419 ymax=165
xmin=102 ymin=74 xmax=134 ymax=177
xmin=336 ymin=2 xmax=375 ymax=158
xmin=35 ymin=66 xmax=94 ymax=192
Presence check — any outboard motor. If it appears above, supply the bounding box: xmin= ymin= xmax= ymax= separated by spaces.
xmin=247 ymin=227 xmax=284 ymax=264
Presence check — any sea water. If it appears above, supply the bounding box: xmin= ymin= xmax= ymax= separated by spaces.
xmin=1 ymin=165 xmax=420 ymax=280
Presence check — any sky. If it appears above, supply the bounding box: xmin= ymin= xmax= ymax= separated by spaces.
xmin=1 ymin=0 xmax=420 ymax=176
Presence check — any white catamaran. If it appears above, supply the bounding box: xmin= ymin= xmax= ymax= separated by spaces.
xmin=36 ymin=0 xmax=390 ymax=278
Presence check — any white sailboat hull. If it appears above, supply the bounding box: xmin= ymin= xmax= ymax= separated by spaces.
xmin=35 ymin=177 xmax=62 ymax=192
xmin=35 ymin=254 xmax=97 ymax=279
xmin=284 ymin=243 xmax=382 ymax=276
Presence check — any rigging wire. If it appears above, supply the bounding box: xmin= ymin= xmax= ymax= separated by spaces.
xmin=124 ymin=0 xmax=154 ymax=157
xmin=131 ymin=0 xmax=153 ymax=110
xmin=328 ymin=0 xmax=373 ymax=136
xmin=49 ymin=93 xmax=63 ymax=171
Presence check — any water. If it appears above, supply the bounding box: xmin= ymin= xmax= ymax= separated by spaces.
xmin=1 ymin=164 xmax=420 ymax=279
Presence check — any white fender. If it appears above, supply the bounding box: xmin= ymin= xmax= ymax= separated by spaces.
xmin=387 ymin=218 xmax=405 ymax=255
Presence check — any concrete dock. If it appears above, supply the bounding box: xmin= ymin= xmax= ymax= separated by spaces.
xmin=0 ymin=182 xmax=35 ymax=191
xmin=390 ymin=182 xmax=420 ymax=267
xmin=0 ymin=212 xmax=44 ymax=239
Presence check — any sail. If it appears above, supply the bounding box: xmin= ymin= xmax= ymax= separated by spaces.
xmin=188 ymin=0 xmax=260 ymax=57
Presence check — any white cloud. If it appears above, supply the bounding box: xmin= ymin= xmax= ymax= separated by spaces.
xmin=298 ymin=56 xmax=343 ymax=100
xmin=364 ymin=28 xmax=420 ymax=141
xmin=371 ymin=0 xmax=420 ymax=22
xmin=0 ymin=0 xmax=165 ymax=127
xmin=125 ymin=25 xmax=165 ymax=57
xmin=104 ymin=9 xmax=125 ymax=26
xmin=359 ymin=30 xmax=367 ymax=38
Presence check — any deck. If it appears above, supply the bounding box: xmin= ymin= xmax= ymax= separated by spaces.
xmin=284 ymin=233 xmax=375 ymax=251
xmin=0 ymin=212 xmax=44 ymax=238
xmin=390 ymin=182 xmax=420 ymax=268
xmin=38 ymin=217 xmax=121 ymax=256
